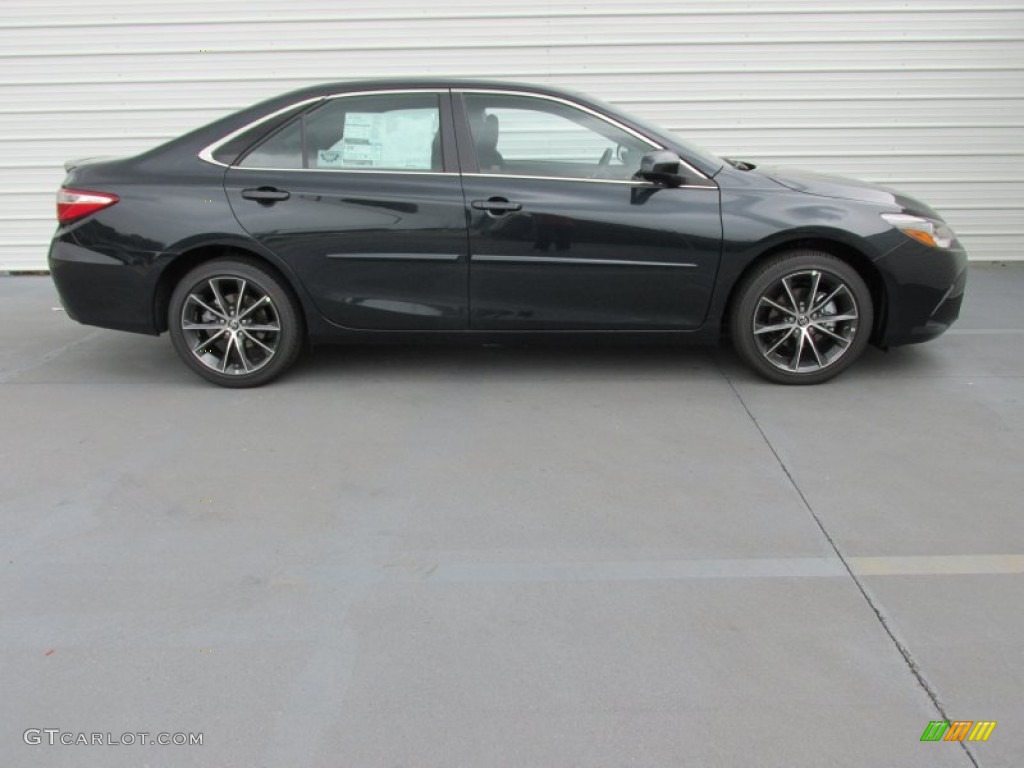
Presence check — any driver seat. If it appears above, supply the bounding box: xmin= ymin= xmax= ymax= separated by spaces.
xmin=476 ymin=114 xmax=503 ymax=171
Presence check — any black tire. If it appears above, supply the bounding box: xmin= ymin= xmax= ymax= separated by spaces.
xmin=729 ymin=250 xmax=873 ymax=385
xmin=168 ymin=258 xmax=303 ymax=387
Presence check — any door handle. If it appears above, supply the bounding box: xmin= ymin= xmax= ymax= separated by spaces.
xmin=471 ymin=197 xmax=522 ymax=215
xmin=241 ymin=187 xmax=291 ymax=203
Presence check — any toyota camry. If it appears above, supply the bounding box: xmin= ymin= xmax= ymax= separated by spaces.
xmin=49 ymin=79 xmax=967 ymax=386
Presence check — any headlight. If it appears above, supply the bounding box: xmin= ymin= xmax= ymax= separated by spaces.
xmin=881 ymin=213 xmax=955 ymax=249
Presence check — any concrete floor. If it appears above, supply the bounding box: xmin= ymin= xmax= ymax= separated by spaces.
xmin=1 ymin=263 xmax=1022 ymax=767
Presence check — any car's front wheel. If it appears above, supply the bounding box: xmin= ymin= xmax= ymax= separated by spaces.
xmin=730 ymin=250 xmax=873 ymax=384
xmin=168 ymin=258 xmax=303 ymax=387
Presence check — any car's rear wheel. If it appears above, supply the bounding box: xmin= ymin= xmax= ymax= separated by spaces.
xmin=168 ymin=258 xmax=302 ymax=387
xmin=730 ymin=250 xmax=873 ymax=384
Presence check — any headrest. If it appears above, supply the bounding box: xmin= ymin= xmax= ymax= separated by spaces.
xmin=480 ymin=114 xmax=499 ymax=149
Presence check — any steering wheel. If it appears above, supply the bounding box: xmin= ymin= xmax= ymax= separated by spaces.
xmin=591 ymin=147 xmax=613 ymax=178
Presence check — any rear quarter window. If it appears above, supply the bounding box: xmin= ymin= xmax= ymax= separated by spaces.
xmin=211 ymin=102 xmax=314 ymax=166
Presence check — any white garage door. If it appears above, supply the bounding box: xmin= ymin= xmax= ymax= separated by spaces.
xmin=2 ymin=0 xmax=1022 ymax=270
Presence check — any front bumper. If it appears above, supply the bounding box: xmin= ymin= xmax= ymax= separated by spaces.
xmin=875 ymin=239 xmax=968 ymax=347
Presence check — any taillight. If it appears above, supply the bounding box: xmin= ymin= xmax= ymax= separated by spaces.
xmin=56 ymin=188 xmax=119 ymax=224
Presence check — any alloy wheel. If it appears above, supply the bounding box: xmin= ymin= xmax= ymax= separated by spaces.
xmin=180 ymin=276 xmax=281 ymax=376
xmin=752 ymin=269 xmax=860 ymax=374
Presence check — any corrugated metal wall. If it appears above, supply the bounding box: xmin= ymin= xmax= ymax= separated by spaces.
xmin=2 ymin=0 xmax=1022 ymax=270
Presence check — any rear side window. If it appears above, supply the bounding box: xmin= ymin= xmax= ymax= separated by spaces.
xmin=212 ymin=102 xmax=312 ymax=166
xmin=238 ymin=118 xmax=304 ymax=169
xmin=238 ymin=92 xmax=443 ymax=172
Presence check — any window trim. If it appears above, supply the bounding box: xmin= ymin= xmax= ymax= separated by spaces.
xmin=453 ymin=88 xmax=714 ymax=186
xmin=233 ymin=109 xmax=308 ymax=170
xmin=198 ymin=88 xmax=452 ymax=173
xmin=198 ymin=86 xmax=714 ymax=187
xmin=198 ymin=96 xmax=324 ymax=168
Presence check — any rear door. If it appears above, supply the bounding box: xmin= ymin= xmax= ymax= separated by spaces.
xmin=454 ymin=90 xmax=722 ymax=330
xmin=224 ymin=90 xmax=468 ymax=330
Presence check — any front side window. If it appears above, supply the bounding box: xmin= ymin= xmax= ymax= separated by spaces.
xmin=463 ymin=93 xmax=653 ymax=180
xmin=239 ymin=92 xmax=443 ymax=171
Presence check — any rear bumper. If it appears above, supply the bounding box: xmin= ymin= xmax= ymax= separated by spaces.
xmin=48 ymin=239 xmax=160 ymax=335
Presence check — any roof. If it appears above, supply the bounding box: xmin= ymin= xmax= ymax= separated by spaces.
xmin=279 ymin=77 xmax=588 ymax=102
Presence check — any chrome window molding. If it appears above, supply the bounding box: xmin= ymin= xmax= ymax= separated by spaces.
xmin=198 ymin=85 xmax=714 ymax=185
xmin=465 ymin=172 xmax=717 ymax=189
xmin=197 ymin=88 xmax=448 ymax=169
xmin=222 ymin=168 xmax=713 ymax=186
xmin=198 ymin=96 xmax=324 ymax=168
xmin=454 ymin=87 xmax=712 ymax=182
xmin=225 ymin=167 xmax=459 ymax=176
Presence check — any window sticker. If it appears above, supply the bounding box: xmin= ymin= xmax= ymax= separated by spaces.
xmin=316 ymin=149 xmax=345 ymax=168
xmin=343 ymin=113 xmax=374 ymax=142
xmin=317 ymin=108 xmax=438 ymax=170
xmin=340 ymin=143 xmax=382 ymax=167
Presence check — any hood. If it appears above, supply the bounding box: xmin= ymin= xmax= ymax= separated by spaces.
xmin=757 ymin=166 xmax=942 ymax=219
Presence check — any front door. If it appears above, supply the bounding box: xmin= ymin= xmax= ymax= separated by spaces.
xmin=455 ymin=91 xmax=722 ymax=330
xmin=225 ymin=90 xmax=468 ymax=330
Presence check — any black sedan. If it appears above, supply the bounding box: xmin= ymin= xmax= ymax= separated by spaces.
xmin=49 ymin=79 xmax=967 ymax=386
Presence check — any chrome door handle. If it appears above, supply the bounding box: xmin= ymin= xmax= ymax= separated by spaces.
xmin=241 ymin=187 xmax=290 ymax=203
xmin=471 ymin=198 xmax=522 ymax=215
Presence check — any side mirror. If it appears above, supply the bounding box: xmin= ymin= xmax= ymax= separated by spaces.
xmin=637 ymin=150 xmax=685 ymax=187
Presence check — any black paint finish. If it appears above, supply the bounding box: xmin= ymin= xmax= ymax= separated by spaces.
xmin=48 ymin=78 xmax=967 ymax=352
xmin=462 ymin=175 xmax=722 ymax=330
xmin=224 ymin=168 xmax=469 ymax=330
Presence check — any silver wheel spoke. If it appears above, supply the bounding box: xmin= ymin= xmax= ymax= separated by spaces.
xmin=815 ymin=313 xmax=857 ymax=323
xmin=806 ymin=331 xmax=825 ymax=368
xmin=810 ymin=285 xmax=847 ymax=314
xmin=765 ymin=327 xmax=796 ymax=356
xmin=219 ymin=339 xmax=232 ymax=372
xmin=790 ymin=329 xmax=807 ymax=370
xmin=759 ymin=297 xmax=796 ymax=317
xmin=780 ymin=276 xmax=799 ymax=312
xmin=809 ymin=271 xmax=822 ymax=308
xmin=187 ymin=294 xmax=226 ymax=320
xmin=233 ymin=334 xmax=252 ymax=373
xmin=242 ymin=323 xmax=280 ymax=332
xmin=235 ymin=279 xmax=247 ymax=315
xmin=182 ymin=321 xmax=224 ymax=331
xmin=754 ymin=321 xmax=794 ymax=335
xmin=237 ymin=295 xmax=270 ymax=320
xmin=193 ymin=328 xmax=226 ymax=353
xmin=208 ymin=279 xmax=229 ymax=315
xmin=812 ymin=324 xmax=852 ymax=345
